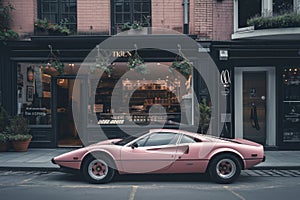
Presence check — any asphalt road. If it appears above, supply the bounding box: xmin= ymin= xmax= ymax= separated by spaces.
xmin=0 ymin=170 xmax=299 ymax=200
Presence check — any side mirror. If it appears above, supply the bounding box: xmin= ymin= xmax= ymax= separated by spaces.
xmin=131 ymin=143 xmax=138 ymax=149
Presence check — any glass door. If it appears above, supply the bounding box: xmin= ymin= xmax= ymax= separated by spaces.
xmin=52 ymin=76 xmax=85 ymax=147
xmin=242 ymin=72 xmax=267 ymax=145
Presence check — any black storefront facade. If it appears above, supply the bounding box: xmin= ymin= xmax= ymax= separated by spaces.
xmin=0 ymin=36 xmax=299 ymax=150
xmin=211 ymin=39 xmax=300 ymax=150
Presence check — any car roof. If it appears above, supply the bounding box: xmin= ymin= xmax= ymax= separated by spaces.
xmin=149 ymin=129 xmax=211 ymax=141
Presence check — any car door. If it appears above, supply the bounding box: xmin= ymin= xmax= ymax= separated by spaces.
xmin=168 ymin=134 xmax=206 ymax=173
xmin=120 ymin=132 xmax=180 ymax=174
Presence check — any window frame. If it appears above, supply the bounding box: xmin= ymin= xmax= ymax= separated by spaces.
xmin=234 ymin=0 xmax=297 ymax=32
xmin=111 ymin=0 xmax=152 ymax=34
xmin=38 ymin=0 xmax=77 ymax=31
xmin=133 ymin=132 xmax=181 ymax=147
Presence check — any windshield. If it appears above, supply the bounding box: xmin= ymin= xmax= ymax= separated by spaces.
xmin=114 ymin=131 xmax=148 ymax=146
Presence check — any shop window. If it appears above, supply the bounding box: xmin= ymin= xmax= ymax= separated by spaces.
xmin=38 ymin=0 xmax=77 ymax=31
xmin=236 ymin=0 xmax=296 ymax=29
xmin=273 ymin=0 xmax=294 ymax=15
xmin=88 ymin=63 xmax=194 ymax=126
xmin=111 ymin=0 xmax=151 ymax=34
xmin=17 ymin=64 xmax=52 ymax=126
xmin=238 ymin=0 xmax=262 ymax=28
xmin=282 ymin=67 xmax=300 ymax=142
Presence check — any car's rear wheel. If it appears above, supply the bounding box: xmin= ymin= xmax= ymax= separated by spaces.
xmin=82 ymin=155 xmax=115 ymax=184
xmin=208 ymin=154 xmax=241 ymax=184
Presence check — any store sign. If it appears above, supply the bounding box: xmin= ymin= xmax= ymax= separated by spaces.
xmin=98 ymin=119 xmax=125 ymax=125
xmin=25 ymin=107 xmax=47 ymax=116
xmin=220 ymin=70 xmax=231 ymax=87
xmin=112 ymin=51 xmax=132 ymax=58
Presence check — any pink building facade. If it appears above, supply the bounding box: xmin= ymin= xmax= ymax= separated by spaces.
xmin=5 ymin=0 xmax=233 ymax=40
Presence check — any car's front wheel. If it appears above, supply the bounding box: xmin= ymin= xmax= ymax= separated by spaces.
xmin=208 ymin=154 xmax=241 ymax=184
xmin=82 ymin=155 xmax=115 ymax=184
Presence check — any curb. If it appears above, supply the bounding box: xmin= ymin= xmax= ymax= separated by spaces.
xmin=1 ymin=166 xmax=300 ymax=172
xmin=250 ymin=166 xmax=300 ymax=170
xmin=0 ymin=167 xmax=60 ymax=172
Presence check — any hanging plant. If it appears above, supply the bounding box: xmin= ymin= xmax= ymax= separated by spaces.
xmin=127 ymin=51 xmax=148 ymax=74
xmin=42 ymin=60 xmax=64 ymax=75
xmin=169 ymin=45 xmax=193 ymax=78
xmin=93 ymin=61 xmax=112 ymax=76
xmin=170 ymin=59 xmax=192 ymax=78
xmin=91 ymin=46 xmax=113 ymax=76
xmin=41 ymin=45 xmax=65 ymax=75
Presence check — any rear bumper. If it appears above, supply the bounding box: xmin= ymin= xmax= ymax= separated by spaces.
xmin=244 ymin=157 xmax=265 ymax=169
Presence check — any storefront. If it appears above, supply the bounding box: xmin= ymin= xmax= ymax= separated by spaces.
xmin=1 ymin=35 xmax=209 ymax=148
xmin=1 ymin=36 xmax=299 ymax=150
xmin=211 ymin=40 xmax=300 ymax=150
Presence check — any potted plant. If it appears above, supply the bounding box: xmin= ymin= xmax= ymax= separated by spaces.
xmin=198 ymin=98 xmax=211 ymax=134
xmin=48 ymin=19 xmax=71 ymax=36
xmin=7 ymin=115 xmax=32 ymax=152
xmin=0 ymin=133 xmax=9 ymax=152
xmin=34 ymin=18 xmax=50 ymax=35
xmin=121 ymin=22 xmax=131 ymax=31
xmin=35 ymin=18 xmax=71 ymax=36
xmin=0 ymin=106 xmax=10 ymax=151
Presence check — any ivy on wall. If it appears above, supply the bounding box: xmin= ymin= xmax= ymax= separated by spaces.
xmin=0 ymin=0 xmax=18 ymax=41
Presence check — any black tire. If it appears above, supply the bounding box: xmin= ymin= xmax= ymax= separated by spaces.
xmin=82 ymin=154 xmax=115 ymax=184
xmin=208 ymin=154 xmax=241 ymax=184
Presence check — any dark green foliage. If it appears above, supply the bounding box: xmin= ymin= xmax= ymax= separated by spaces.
xmin=6 ymin=115 xmax=30 ymax=135
xmin=127 ymin=52 xmax=148 ymax=74
xmin=0 ymin=0 xmax=18 ymax=41
xmin=170 ymin=60 xmax=192 ymax=78
xmin=0 ymin=106 xmax=10 ymax=132
xmin=199 ymin=98 xmax=211 ymax=134
xmin=247 ymin=12 xmax=300 ymax=30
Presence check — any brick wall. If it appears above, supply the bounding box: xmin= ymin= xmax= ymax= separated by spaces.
xmin=77 ymin=0 xmax=110 ymax=34
xmin=5 ymin=0 xmax=233 ymax=40
xmin=212 ymin=0 xmax=233 ymax=40
xmin=152 ymin=0 xmax=184 ymax=33
xmin=194 ymin=0 xmax=233 ymax=41
xmin=194 ymin=0 xmax=213 ymax=40
xmin=4 ymin=0 xmax=36 ymax=37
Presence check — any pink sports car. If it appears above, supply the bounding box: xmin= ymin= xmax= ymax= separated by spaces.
xmin=52 ymin=129 xmax=265 ymax=184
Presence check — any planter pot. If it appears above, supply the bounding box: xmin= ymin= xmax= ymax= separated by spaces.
xmin=34 ymin=28 xmax=48 ymax=36
xmin=0 ymin=142 xmax=9 ymax=152
xmin=43 ymin=67 xmax=59 ymax=76
xmin=127 ymin=28 xmax=147 ymax=35
xmin=12 ymin=138 xmax=31 ymax=152
xmin=48 ymin=30 xmax=68 ymax=36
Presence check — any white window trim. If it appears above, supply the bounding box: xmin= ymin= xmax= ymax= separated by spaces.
xmin=234 ymin=0 xmax=299 ymax=32
xmin=234 ymin=67 xmax=276 ymax=147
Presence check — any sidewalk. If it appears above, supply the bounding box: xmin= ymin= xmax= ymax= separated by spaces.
xmin=0 ymin=149 xmax=300 ymax=171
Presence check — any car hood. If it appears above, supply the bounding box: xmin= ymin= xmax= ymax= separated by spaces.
xmin=53 ymin=138 xmax=122 ymax=163
xmin=201 ymin=135 xmax=262 ymax=147
xmin=87 ymin=138 xmax=122 ymax=147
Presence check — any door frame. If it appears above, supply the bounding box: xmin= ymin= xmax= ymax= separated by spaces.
xmin=234 ymin=67 xmax=276 ymax=146
xmin=51 ymin=75 xmax=88 ymax=147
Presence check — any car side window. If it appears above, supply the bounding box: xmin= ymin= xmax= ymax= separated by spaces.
xmin=179 ymin=135 xmax=198 ymax=144
xmin=135 ymin=136 xmax=148 ymax=147
xmin=137 ymin=132 xmax=179 ymax=147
